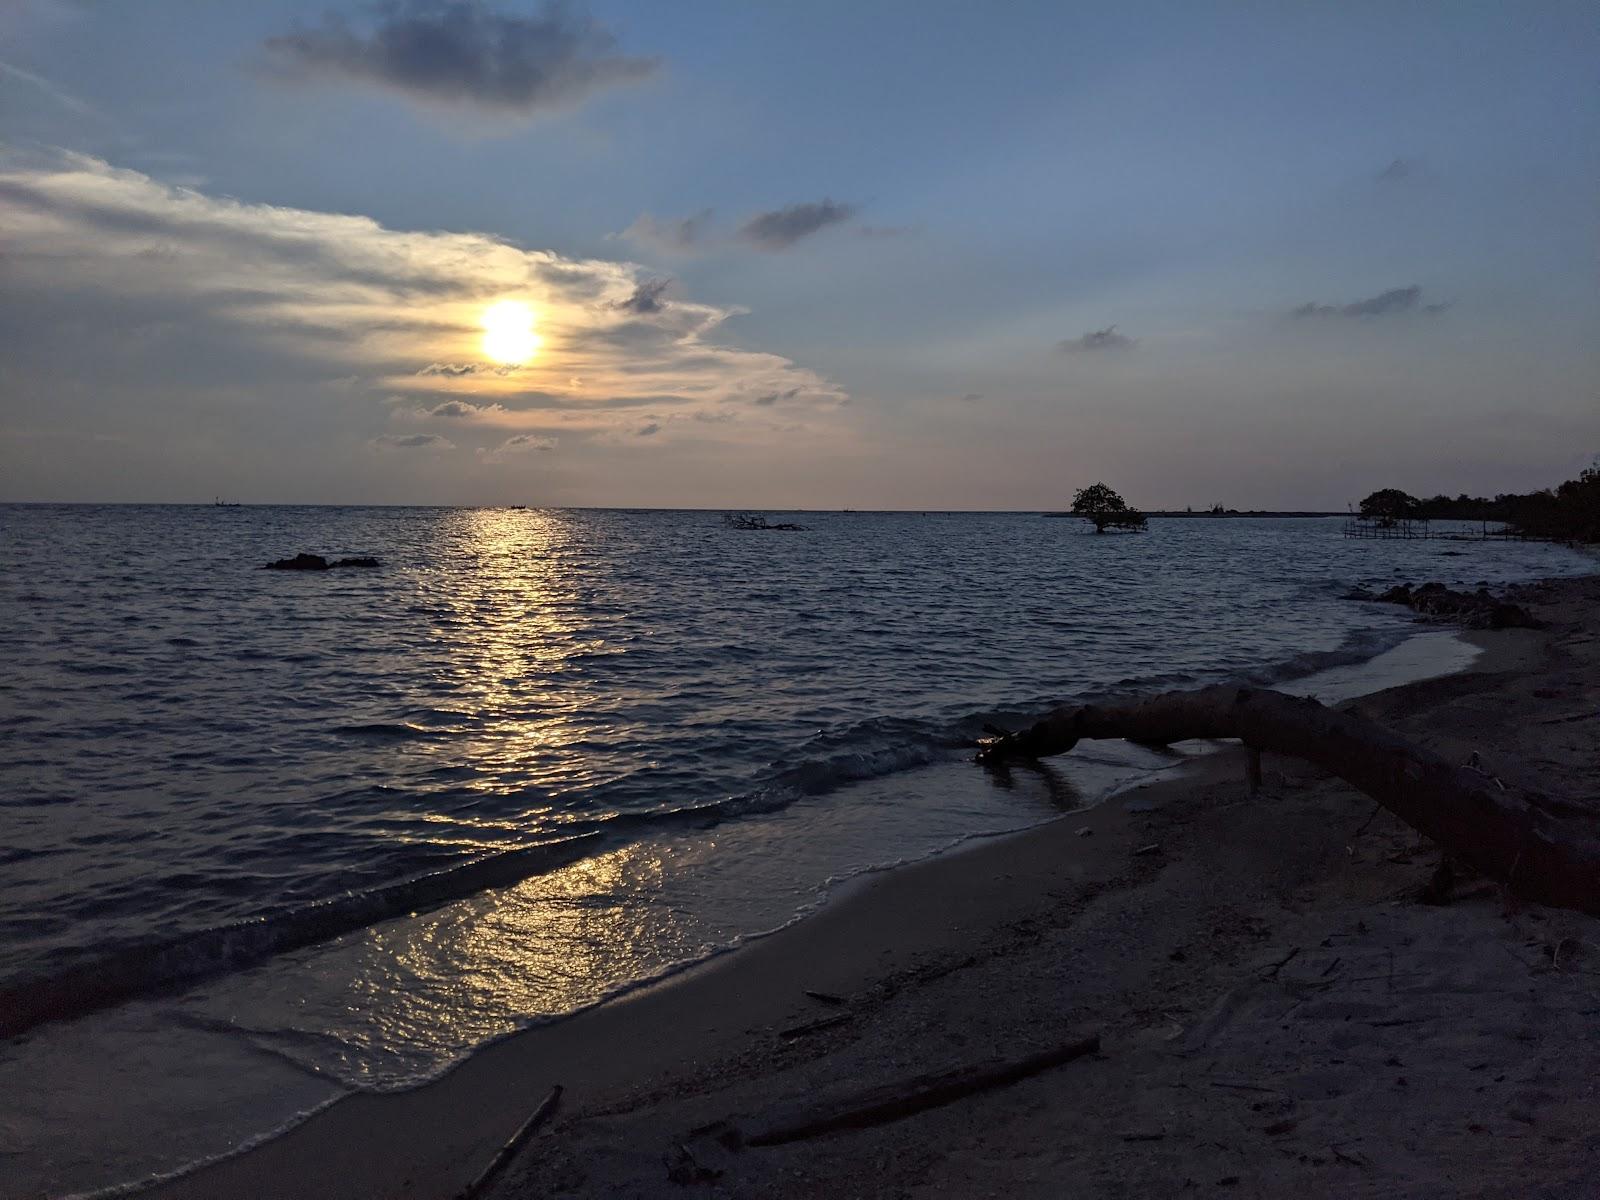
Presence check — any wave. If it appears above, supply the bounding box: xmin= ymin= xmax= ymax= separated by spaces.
xmin=0 ymin=833 xmax=602 ymax=1040
xmin=0 ymin=621 xmax=1420 ymax=1042
xmin=332 ymin=721 xmax=446 ymax=740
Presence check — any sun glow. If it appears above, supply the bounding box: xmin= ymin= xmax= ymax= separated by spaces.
xmin=481 ymin=300 xmax=541 ymax=365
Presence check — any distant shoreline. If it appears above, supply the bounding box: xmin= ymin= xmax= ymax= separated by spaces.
xmin=1044 ymin=510 xmax=1346 ymax=519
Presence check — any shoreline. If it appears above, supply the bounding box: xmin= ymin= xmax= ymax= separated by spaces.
xmin=5 ymin=604 xmax=1508 ymax=1200
xmin=133 ymin=587 xmax=1597 ymax=1200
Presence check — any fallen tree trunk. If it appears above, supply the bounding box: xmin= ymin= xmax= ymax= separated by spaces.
xmin=977 ymin=685 xmax=1600 ymax=914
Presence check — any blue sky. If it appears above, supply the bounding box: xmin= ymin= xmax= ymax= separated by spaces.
xmin=2 ymin=1 xmax=1595 ymax=507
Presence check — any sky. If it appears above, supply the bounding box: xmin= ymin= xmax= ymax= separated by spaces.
xmin=1 ymin=1 xmax=1596 ymax=509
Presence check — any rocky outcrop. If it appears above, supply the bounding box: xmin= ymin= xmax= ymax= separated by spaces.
xmin=1349 ymin=582 xmax=1540 ymax=629
xmin=263 ymin=554 xmax=381 ymax=571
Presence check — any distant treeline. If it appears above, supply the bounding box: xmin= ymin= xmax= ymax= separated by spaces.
xmin=1359 ymin=467 xmax=1600 ymax=543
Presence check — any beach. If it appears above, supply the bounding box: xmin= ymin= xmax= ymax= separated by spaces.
xmin=137 ymin=573 xmax=1600 ymax=1199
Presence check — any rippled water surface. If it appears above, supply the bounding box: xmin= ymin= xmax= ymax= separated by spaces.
xmin=0 ymin=505 xmax=1591 ymax=1196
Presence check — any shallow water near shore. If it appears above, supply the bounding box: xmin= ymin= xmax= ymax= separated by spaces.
xmin=0 ymin=506 xmax=1590 ymax=1197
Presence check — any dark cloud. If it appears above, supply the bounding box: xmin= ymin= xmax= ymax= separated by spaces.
xmin=739 ymin=199 xmax=856 ymax=250
xmin=753 ymin=386 xmax=800 ymax=406
xmin=1377 ymin=157 xmax=1413 ymax=183
xmin=264 ymin=1 xmax=657 ymax=115
xmin=636 ymin=420 xmax=661 ymax=437
xmin=614 ymin=277 xmax=670 ymax=314
xmin=616 ymin=209 xmax=712 ymax=253
xmin=1291 ymin=285 xmax=1444 ymax=319
xmin=1059 ymin=325 xmax=1135 ymax=353
xmin=372 ymin=432 xmax=455 ymax=450
xmin=496 ymin=432 xmax=555 ymax=451
xmin=422 ymin=398 xmax=508 ymax=418
xmin=476 ymin=432 xmax=557 ymax=461
xmin=958 ymin=392 xmax=983 ymax=403
xmin=418 ymin=362 xmax=480 ymax=377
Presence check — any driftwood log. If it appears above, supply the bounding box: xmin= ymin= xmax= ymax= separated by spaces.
xmin=978 ymin=685 xmax=1600 ymax=914
xmin=741 ymin=1034 xmax=1101 ymax=1147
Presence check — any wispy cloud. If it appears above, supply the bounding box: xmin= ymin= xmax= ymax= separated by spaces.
xmin=614 ymin=209 xmax=713 ymax=254
xmin=0 ymin=58 xmax=95 ymax=116
xmin=0 ymin=148 xmax=849 ymax=460
xmin=263 ymin=0 xmax=657 ymax=116
xmin=739 ymin=199 xmax=856 ymax=250
xmin=1291 ymin=285 xmax=1448 ymax=319
xmin=1059 ymin=325 xmax=1135 ymax=353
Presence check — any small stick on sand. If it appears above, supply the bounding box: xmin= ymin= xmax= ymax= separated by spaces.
xmin=458 ymin=1083 xmax=563 ymax=1200
xmin=779 ymin=1013 xmax=851 ymax=1039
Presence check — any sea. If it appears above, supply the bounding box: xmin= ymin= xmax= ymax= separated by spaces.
xmin=0 ymin=505 xmax=1592 ymax=1197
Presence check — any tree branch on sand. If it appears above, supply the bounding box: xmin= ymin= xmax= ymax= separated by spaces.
xmin=1070 ymin=483 xmax=1147 ymax=533
xmin=978 ymin=685 xmax=1600 ymax=914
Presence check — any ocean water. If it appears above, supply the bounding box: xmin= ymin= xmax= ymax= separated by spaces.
xmin=0 ymin=505 xmax=1590 ymax=1197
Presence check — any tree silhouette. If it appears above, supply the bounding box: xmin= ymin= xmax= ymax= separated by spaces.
xmin=1070 ymin=482 xmax=1147 ymax=532
xmin=1358 ymin=489 xmax=1421 ymax=521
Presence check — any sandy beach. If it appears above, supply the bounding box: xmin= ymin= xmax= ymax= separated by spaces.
xmin=135 ymin=573 xmax=1600 ymax=1200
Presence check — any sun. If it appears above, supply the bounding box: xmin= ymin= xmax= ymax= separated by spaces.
xmin=480 ymin=300 xmax=541 ymax=365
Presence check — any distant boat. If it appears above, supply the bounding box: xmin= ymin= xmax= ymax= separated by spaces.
xmin=509 ymin=505 xmax=527 ymax=510
xmin=213 ymin=497 xmax=240 ymax=507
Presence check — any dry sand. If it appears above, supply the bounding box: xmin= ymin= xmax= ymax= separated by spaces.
xmin=147 ymin=575 xmax=1600 ymax=1200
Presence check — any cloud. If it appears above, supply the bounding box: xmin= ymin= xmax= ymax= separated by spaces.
xmin=958 ymin=392 xmax=983 ymax=403
xmin=1059 ymin=325 xmax=1135 ymax=353
xmin=372 ymin=431 xmax=456 ymax=451
xmin=1291 ymin=285 xmax=1445 ymax=319
xmin=418 ymin=361 xmax=487 ymax=376
xmin=0 ymin=58 xmax=95 ymax=116
xmin=263 ymin=0 xmax=657 ymax=116
xmin=636 ymin=420 xmax=660 ymax=437
xmin=420 ymin=398 xmax=507 ymax=419
xmin=753 ymin=386 xmax=799 ymax=406
xmin=1376 ymin=157 xmax=1412 ymax=183
xmin=0 ymin=148 xmax=850 ymax=473
xmin=477 ymin=432 xmax=556 ymax=460
xmin=739 ymin=199 xmax=856 ymax=250
xmin=614 ymin=277 xmax=670 ymax=314
xmin=614 ymin=209 xmax=712 ymax=254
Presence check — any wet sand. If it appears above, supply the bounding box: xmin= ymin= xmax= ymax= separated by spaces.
xmin=146 ymin=575 xmax=1600 ymax=1200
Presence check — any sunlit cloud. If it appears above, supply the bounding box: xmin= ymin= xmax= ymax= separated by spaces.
xmin=0 ymin=148 xmax=849 ymax=459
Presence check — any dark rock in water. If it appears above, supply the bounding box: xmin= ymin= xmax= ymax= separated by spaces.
xmin=264 ymin=553 xmax=380 ymax=571
xmin=1354 ymin=579 xmax=1540 ymax=630
xmin=265 ymin=553 xmax=330 ymax=570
